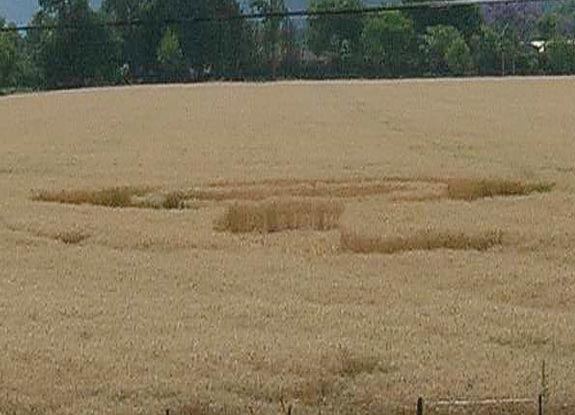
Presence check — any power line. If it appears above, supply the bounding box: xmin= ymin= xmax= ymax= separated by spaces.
xmin=0 ymin=0 xmax=565 ymax=33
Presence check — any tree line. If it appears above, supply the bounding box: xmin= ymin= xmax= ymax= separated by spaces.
xmin=1 ymin=0 xmax=575 ymax=90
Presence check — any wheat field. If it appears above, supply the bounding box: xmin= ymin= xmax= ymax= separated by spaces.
xmin=1 ymin=78 xmax=575 ymax=415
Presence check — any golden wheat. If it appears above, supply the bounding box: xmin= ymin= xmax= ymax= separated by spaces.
xmin=447 ymin=178 xmax=553 ymax=201
xmin=215 ymin=199 xmax=345 ymax=233
xmin=33 ymin=186 xmax=150 ymax=208
xmin=1 ymin=79 xmax=575 ymax=415
xmin=54 ymin=229 xmax=90 ymax=244
xmin=340 ymin=227 xmax=503 ymax=254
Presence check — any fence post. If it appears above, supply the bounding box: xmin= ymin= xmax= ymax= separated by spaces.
xmin=538 ymin=394 xmax=544 ymax=415
xmin=417 ymin=397 xmax=424 ymax=415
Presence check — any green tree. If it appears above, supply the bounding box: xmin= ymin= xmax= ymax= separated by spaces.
xmin=445 ymin=36 xmax=472 ymax=75
xmin=361 ymin=12 xmax=417 ymax=76
xmin=103 ymin=0 xmax=253 ymax=80
xmin=215 ymin=0 xmax=257 ymax=79
xmin=470 ymin=25 xmax=502 ymax=75
xmin=535 ymin=0 xmax=575 ymax=41
xmin=308 ymin=0 xmax=364 ymax=65
xmin=0 ymin=17 xmax=18 ymax=88
xmin=0 ymin=17 xmax=40 ymax=91
xmin=554 ymin=0 xmax=575 ymax=37
xmin=280 ymin=18 xmax=301 ymax=77
xmin=405 ymin=0 xmax=481 ymax=39
xmin=102 ymin=0 xmax=142 ymax=20
xmin=157 ymin=27 xmax=185 ymax=77
xmin=497 ymin=27 xmax=525 ymax=75
xmin=422 ymin=25 xmax=472 ymax=75
xmin=250 ymin=0 xmax=287 ymax=78
xmin=535 ymin=1 xmax=575 ymax=74
xmin=31 ymin=0 xmax=120 ymax=88
xmin=102 ymin=0 xmax=147 ymax=70
xmin=538 ymin=14 xmax=558 ymax=41
xmin=546 ymin=38 xmax=575 ymax=74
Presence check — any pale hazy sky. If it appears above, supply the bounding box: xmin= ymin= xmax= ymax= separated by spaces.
xmin=0 ymin=0 xmax=101 ymax=26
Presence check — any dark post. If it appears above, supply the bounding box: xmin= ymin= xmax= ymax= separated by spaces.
xmin=538 ymin=394 xmax=544 ymax=415
xmin=417 ymin=397 xmax=424 ymax=415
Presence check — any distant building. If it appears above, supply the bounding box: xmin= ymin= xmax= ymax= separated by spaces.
xmin=529 ymin=39 xmax=575 ymax=54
